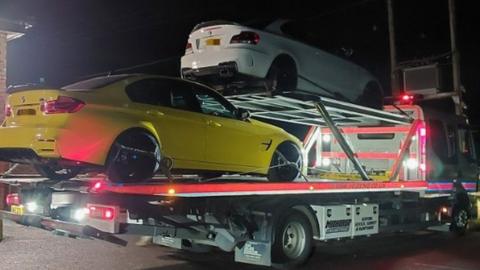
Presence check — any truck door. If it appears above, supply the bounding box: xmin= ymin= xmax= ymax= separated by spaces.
xmin=457 ymin=126 xmax=479 ymax=191
xmin=427 ymin=120 xmax=459 ymax=180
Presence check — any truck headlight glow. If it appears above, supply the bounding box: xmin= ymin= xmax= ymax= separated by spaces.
xmin=322 ymin=134 xmax=331 ymax=143
xmin=73 ymin=207 xmax=89 ymax=221
xmin=26 ymin=202 xmax=38 ymax=212
xmin=406 ymin=158 xmax=418 ymax=170
xmin=322 ymin=158 xmax=331 ymax=167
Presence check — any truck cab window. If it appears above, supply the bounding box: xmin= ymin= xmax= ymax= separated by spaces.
xmin=458 ymin=128 xmax=476 ymax=161
xmin=429 ymin=120 xmax=456 ymax=164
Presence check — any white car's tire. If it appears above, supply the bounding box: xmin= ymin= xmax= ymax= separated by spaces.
xmin=266 ymin=56 xmax=297 ymax=93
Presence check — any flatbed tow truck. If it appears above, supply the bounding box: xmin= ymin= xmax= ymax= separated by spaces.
xmin=1 ymin=93 xmax=478 ymax=268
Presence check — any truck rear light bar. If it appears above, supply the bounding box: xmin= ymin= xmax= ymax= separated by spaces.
xmin=6 ymin=193 xmax=20 ymax=206
xmin=88 ymin=205 xmax=116 ymax=220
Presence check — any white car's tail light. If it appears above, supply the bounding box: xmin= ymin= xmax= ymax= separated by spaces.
xmin=185 ymin=42 xmax=193 ymax=54
xmin=230 ymin=31 xmax=260 ymax=45
xmin=40 ymin=96 xmax=85 ymax=114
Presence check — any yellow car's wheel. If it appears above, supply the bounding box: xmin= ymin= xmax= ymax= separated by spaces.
xmin=106 ymin=130 xmax=160 ymax=183
xmin=34 ymin=165 xmax=80 ymax=181
xmin=267 ymin=142 xmax=302 ymax=182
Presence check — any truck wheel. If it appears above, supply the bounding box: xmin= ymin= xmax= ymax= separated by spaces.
xmin=34 ymin=165 xmax=80 ymax=181
xmin=272 ymin=209 xmax=313 ymax=268
xmin=267 ymin=142 xmax=302 ymax=182
xmin=106 ymin=130 xmax=160 ymax=183
xmin=450 ymin=204 xmax=470 ymax=236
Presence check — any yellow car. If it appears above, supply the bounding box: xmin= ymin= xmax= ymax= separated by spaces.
xmin=0 ymin=75 xmax=304 ymax=182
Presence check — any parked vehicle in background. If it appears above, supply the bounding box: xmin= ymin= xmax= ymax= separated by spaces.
xmin=0 ymin=75 xmax=304 ymax=182
xmin=181 ymin=20 xmax=384 ymax=109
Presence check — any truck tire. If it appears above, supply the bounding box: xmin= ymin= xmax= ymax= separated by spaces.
xmin=272 ymin=209 xmax=313 ymax=268
xmin=106 ymin=130 xmax=160 ymax=183
xmin=450 ymin=203 xmax=470 ymax=236
xmin=267 ymin=142 xmax=302 ymax=182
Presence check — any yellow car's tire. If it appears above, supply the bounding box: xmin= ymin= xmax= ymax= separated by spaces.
xmin=267 ymin=142 xmax=302 ymax=182
xmin=106 ymin=130 xmax=160 ymax=183
xmin=34 ymin=165 xmax=80 ymax=181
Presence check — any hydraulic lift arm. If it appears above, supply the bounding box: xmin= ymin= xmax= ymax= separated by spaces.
xmin=314 ymin=101 xmax=370 ymax=181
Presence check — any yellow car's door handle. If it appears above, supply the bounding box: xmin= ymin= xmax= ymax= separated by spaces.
xmin=207 ymin=120 xmax=222 ymax=127
xmin=147 ymin=110 xmax=164 ymax=117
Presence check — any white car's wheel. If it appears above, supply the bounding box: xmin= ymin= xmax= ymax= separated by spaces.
xmin=266 ymin=57 xmax=297 ymax=93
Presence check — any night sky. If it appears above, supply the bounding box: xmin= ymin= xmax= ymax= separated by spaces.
xmin=0 ymin=0 xmax=479 ymax=120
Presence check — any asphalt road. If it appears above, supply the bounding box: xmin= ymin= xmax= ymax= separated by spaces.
xmin=1 ymin=219 xmax=480 ymax=270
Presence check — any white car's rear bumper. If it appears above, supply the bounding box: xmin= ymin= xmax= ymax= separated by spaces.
xmin=181 ymin=47 xmax=271 ymax=79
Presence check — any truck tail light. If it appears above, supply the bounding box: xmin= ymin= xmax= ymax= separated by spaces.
xmin=185 ymin=42 xmax=193 ymax=54
xmin=88 ymin=205 xmax=116 ymax=220
xmin=6 ymin=193 xmax=20 ymax=206
xmin=4 ymin=104 xmax=12 ymax=117
xmin=230 ymin=31 xmax=260 ymax=45
xmin=40 ymin=96 xmax=85 ymax=114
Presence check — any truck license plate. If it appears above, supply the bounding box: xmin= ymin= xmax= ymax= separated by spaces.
xmin=11 ymin=205 xmax=25 ymax=215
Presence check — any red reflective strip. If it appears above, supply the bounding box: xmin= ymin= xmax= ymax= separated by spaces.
xmin=321 ymin=126 xmax=411 ymax=134
xmin=99 ymin=180 xmax=427 ymax=196
xmin=427 ymin=183 xmax=452 ymax=190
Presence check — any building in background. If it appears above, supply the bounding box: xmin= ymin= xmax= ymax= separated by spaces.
xmin=0 ymin=18 xmax=25 ymax=211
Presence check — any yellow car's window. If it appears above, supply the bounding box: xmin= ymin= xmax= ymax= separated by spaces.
xmin=125 ymin=79 xmax=171 ymax=106
xmin=195 ymin=94 xmax=235 ymax=118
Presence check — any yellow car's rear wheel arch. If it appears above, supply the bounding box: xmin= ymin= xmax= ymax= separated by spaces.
xmin=105 ymin=128 xmax=161 ymax=183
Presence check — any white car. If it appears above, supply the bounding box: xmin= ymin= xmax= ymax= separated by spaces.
xmin=181 ymin=20 xmax=383 ymax=109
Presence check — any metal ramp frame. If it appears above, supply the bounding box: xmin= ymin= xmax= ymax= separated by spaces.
xmin=226 ymin=92 xmax=414 ymax=181
xmin=226 ymin=92 xmax=412 ymax=127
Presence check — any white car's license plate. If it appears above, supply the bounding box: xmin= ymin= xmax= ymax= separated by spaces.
xmin=205 ymin=38 xmax=220 ymax=46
